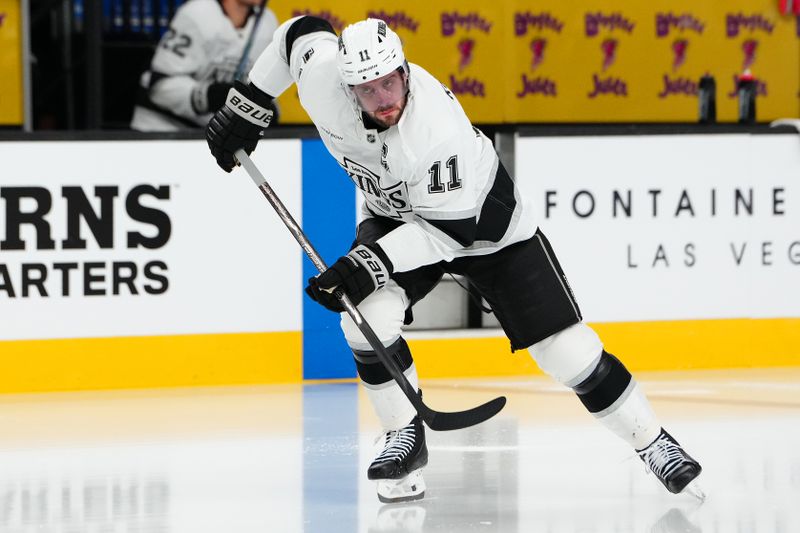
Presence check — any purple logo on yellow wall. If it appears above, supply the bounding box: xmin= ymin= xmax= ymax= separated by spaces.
xmin=514 ymin=12 xmax=562 ymax=99
xmin=516 ymin=38 xmax=556 ymax=98
xmin=726 ymin=13 xmax=774 ymax=37
xmin=588 ymin=41 xmax=627 ymax=97
xmin=657 ymin=40 xmax=697 ymax=98
xmin=741 ymin=39 xmax=758 ymax=70
xmin=727 ymin=75 xmax=768 ymax=98
xmin=600 ymin=38 xmax=618 ymax=71
xmin=514 ymin=12 xmax=563 ymax=36
xmin=671 ymin=39 xmax=688 ymax=71
xmin=441 ymin=12 xmax=491 ymax=98
xmin=585 ymin=12 xmax=632 ymax=98
xmin=724 ymin=41 xmax=768 ymax=99
xmin=451 ymin=38 xmax=484 ymax=96
xmin=585 ymin=12 xmax=634 ymax=37
xmin=367 ymin=10 xmax=419 ymax=33
xmin=458 ymin=38 xmax=475 ymax=71
xmin=654 ymin=13 xmax=706 ymax=99
xmin=530 ymin=38 xmax=546 ymax=71
xmin=655 ymin=13 xmax=704 ymax=37
xmin=441 ymin=12 xmax=492 ymax=36
xmin=722 ymin=14 xmax=771 ymax=101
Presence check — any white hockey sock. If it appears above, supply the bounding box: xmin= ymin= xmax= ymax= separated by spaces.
xmin=363 ymin=363 xmax=419 ymax=431
xmin=593 ymin=380 xmax=662 ymax=450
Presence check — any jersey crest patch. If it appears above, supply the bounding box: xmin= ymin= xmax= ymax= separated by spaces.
xmin=341 ymin=157 xmax=411 ymax=219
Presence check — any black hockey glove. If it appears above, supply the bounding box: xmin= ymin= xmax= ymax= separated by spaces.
xmin=205 ymin=80 xmax=274 ymax=173
xmin=305 ymin=244 xmax=394 ymax=312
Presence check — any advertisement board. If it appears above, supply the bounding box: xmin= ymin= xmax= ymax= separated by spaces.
xmin=506 ymin=0 xmax=800 ymax=122
xmin=515 ymin=133 xmax=800 ymax=322
xmin=0 ymin=139 xmax=303 ymax=391
xmin=271 ymin=0 xmax=800 ymax=124
xmin=272 ymin=0 xmax=506 ymax=124
xmin=0 ymin=140 xmax=302 ymax=339
xmin=509 ymin=133 xmax=800 ymax=370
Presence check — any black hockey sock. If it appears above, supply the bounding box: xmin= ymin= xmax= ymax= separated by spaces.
xmin=353 ymin=337 xmax=414 ymax=385
xmin=572 ymin=351 xmax=632 ymax=413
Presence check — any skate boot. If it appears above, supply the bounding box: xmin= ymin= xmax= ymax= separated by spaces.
xmin=637 ymin=428 xmax=704 ymax=498
xmin=368 ymin=415 xmax=428 ymax=503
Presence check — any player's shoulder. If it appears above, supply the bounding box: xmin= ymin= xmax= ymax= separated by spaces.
xmin=295 ymin=40 xmax=347 ymax=115
xmin=293 ymin=34 xmax=339 ymax=86
xmin=173 ymin=0 xmax=225 ymax=30
xmin=398 ymin=63 xmax=471 ymax=157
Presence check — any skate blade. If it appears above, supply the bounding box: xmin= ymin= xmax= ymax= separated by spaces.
xmin=681 ymin=479 xmax=707 ymax=502
xmin=377 ymin=469 xmax=426 ymax=504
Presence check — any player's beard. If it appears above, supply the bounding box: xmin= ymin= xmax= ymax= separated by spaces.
xmin=367 ymin=97 xmax=406 ymax=128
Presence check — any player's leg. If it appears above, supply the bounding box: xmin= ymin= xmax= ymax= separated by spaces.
xmin=461 ymin=228 xmax=702 ymax=495
xmin=340 ymin=218 xmax=443 ymax=503
xmin=340 ymin=282 xmax=429 ymax=503
xmin=529 ymin=324 xmax=702 ymax=495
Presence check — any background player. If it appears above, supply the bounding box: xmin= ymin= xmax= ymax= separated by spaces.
xmin=205 ymin=16 xmax=704 ymax=503
xmin=130 ymin=0 xmax=278 ymax=131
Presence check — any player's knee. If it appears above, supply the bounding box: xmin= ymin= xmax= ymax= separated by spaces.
xmin=340 ymin=281 xmax=407 ymax=349
xmin=527 ymin=322 xmax=603 ymax=386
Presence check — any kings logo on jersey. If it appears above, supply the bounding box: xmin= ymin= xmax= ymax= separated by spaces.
xmin=341 ymin=158 xmax=411 ymax=220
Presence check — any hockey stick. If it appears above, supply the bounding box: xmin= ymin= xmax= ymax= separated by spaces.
xmin=234 ymin=149 xmax=506 ymax=431
xmin=233 ymin=0 xmax=269 ymax=81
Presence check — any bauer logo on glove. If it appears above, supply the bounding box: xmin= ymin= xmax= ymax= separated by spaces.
xmin=228 ymin=90 xmax=273 ymax=127
xmin=351 ymin=246 xmax=388 ymax=291
xmin=305 ymin=243 xmax=393 ymax=312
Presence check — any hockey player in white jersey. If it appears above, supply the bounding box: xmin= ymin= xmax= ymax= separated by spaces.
xmin=205 ymin=17 xmax=704 ymax=503
xmin=130 ymin=0 xmax=278 ymax=131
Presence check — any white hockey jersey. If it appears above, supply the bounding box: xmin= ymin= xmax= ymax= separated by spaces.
xmin=130 ymin=0 xmax=278 ymax=131
xmin=249 ymin=18 xmax=537 ymax=273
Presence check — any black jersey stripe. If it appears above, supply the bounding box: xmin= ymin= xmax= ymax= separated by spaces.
xmin=475 ymin=160 xmax=516 ymax=243
xmin=421 ymin=216 xmax=477 ymax=247
xmin=285 ymin=16 xmax=336 ymax=67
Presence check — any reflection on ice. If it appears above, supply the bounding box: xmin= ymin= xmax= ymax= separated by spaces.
xmin=0 ymin=371 xmax=796 ymax=533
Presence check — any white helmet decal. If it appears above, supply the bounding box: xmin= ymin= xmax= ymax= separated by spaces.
xmin=337 ymin=19 xmax=406 ymax=86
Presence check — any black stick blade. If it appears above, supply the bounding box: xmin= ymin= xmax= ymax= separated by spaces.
xmin=421 ymin=396 xmax=507 ymax=431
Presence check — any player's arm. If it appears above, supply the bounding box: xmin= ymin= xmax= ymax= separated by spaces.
xmin=206 ymin=16 xmax=336 ymax=172
xmin=248 ymin=15 xmax=337 ymax=98
xmin=147 ymin=10 xmax=227 ymax=121
xmin=376 ymin=139 xmax=480 ymax=273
